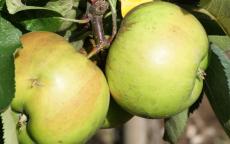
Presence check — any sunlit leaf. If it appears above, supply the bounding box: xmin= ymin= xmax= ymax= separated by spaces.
xmin=6 ymin=0 xmax=73 ymax=16
xmin=1 ymin=108 xmax=19 ymax=144
xmin=199 ymin=0 xmax=230 ymax=36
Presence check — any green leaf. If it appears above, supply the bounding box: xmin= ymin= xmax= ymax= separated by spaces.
xmin=6 ymin=0 xmax=55 ymax=14
xmin=0 ymin=0 xmax=5 ymax=11
xmin=19 ymin=8 xmax=77 ymax=32
xmin=0 ymin=15 xmax=21 ymax=112
xmin=45 ymin=0 xmax=74 ymax=16
xmin=163 ymin=109 xmax=188 ymax=144
xmin=1 ymin=108 xmax=19 ymax=144
xmin=204 ymin=44 xmax=230 ymax=136
xmin=21 ymin=16 xmax=62 ymax=32
xmin=209 ymin=35 xmax=230 ymax=51
xmin=199 ymin=0 xmax=230 ymax=36
xmin=6 ymin=0 xmax=73 ymax=16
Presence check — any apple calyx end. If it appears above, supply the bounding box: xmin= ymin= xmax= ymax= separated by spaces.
xmin=29 ymin=78 xmax=44 ymax=88
xmin=197 ymin=68 xmax=206 ymax=80
xmin=17 ymin=113 xmax=28 ymax=133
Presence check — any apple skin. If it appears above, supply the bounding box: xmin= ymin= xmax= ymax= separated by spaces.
xmin=101 ymin=97 xmax=133 ymax=128
xmin=17 ymin=123 xmax=35 ymax=144
xmin=121 ymin=0 xmax=153 ymax=17
xmin=11 ymin=32 xmax=110 ymax=143
xmin=105 ymin=1 xmax=209 ymax=118
xmin=12 ymin=112 xmax=35 ymax=144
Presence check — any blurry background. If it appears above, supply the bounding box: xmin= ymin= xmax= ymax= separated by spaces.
xmin=87 ymin=96 xmax=230 ymax=144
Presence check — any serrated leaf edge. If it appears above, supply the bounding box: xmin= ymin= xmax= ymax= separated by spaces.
xmin=1 ymin=107 xmax=19 ymax=144
xmin=205 ymin=44 xmax=230 ymax=133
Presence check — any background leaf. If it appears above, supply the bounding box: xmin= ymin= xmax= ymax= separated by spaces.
xmin=20 ymin=15 xmax=63 ymax=32
xmin=45 ymin=0 xmax=74 ymax=16
xmin=1 ymin=108 xmax=19 ymax=144
xmin=5 ymin=0 xmax=78 ymax=32
xmin=209 ymin=35 xmax=230 ymax=51
xmin=0 ymin=15 xmax=21 ymax=112
xmin=204 ymin=44 xmax=230 ymax=136
xmin=163 ymin=0 xmax=226 ymax=35
xmin=163 ymin=109 xmax=189 ymax=144
xmin=6 ymin=0 xmax=56 ymax=14
xmin=199 ymin=0 xmax=230 ymax=36
xmin=6 ymin=0 xmax=73 ymax=16
xmin=19 ymin=8 xmax=77 ymax=32
xmin=0 ymin=0 xmax=5 ymax=11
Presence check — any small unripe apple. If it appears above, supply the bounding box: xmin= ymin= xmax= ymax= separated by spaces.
xmin=106 ymin=1 xmax=209 ymax=118
xmin=12 ymin=31 xmax=110 ymax=143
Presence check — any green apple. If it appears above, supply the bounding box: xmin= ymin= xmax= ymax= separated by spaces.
xmin=101 ymin=97 xmax=133 ymax=128
xmin=106 ymin=1 xmax=209 ymax=118
xmin=11 ymin=31 xmax=110 ymax=143
xmin=15 ymin=114 xmax=35 ymax=144
xmin=17 ymin=126 xmax=35 ymax=144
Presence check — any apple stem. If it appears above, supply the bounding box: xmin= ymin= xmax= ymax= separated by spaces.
xmin=87 ymin=0 xmax=117 ymax=58
xmin=89 ymin=5 xmax=107 ymax=44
